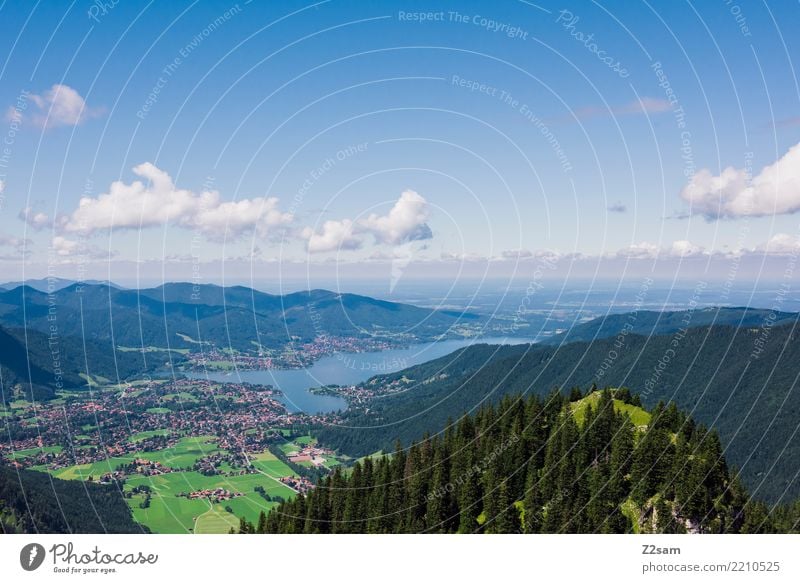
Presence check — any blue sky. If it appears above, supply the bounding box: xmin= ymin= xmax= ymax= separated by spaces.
xmin=0 ymin=0 xmax=799 ymax=288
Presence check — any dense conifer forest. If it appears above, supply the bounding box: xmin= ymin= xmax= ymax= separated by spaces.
xmin=0 ymin=465 xmax=144 ymax=534
xmin=317 ymin=323 xmax=800 ymax=503
xmin=250 ymin=390 xmax=800 ymax=534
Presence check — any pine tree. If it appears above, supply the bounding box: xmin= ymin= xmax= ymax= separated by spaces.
xmin=425 ymin=443 xmax=449 ymax=532
xmin=494 ymin=480 xmax=519 ymax=533
xmin=258 ymin=393 xmax=766 ymax=536
xmin=522 ymin=463 xmax=544 ymax=533
xmin=457 ymin=447 xmax=482 ymax=533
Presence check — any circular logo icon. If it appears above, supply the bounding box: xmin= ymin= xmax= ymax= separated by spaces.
xmin=19 ymin=543 xmax=46 ymax=571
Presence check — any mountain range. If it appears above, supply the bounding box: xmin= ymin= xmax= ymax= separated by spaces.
xmin=543 ymin=306 xmax=798 ymax=345
xmin=0 ymin=282 xmax=479 ymax=399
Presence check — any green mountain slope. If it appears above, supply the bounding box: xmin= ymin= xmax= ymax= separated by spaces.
xmin=0 ymin=324 xmax=164 ymax=401
xmin=260 ymin=392 xmax=800 ymax=533
xmin=544 ymin=306 xmax=797 ymax=346
xmin=0 ymin=465 xmax=144 ymax=533
xmin=316 ymin=322 xmax=800 ymax=503
xmin=0 ymin=283 xmax=479 ymax=354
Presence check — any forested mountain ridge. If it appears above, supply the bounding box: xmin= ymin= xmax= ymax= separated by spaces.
xmin=0 ymin=465 xmax=144 ymax=534
xmin=0 ymin=323 xmax=160 ymax=401
xmin=0 ymin=283 xmax=479 ymax=354
xmin=316 ymin=322 xmax=800 ymax=503
xmin=256 ymin=391 xmax=800 ymax=534
xmin=543 ymin=306 xmax=798 ymax=346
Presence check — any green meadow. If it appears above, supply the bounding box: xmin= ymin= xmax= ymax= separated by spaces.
xmin=571 ymin=390 xmax=652 ymax=428
xmin=117 ymin=345 xmax=190 ymax=355
xmin=47 ymin=436 xmax=220 ymax=480
xmin=194 ymin=506 xmax=240 ymax=534
xmin=39 ymin=435 xmax=299 ymax=533
xmin=138 ymin=435 xmax=220 ymax=469
xmin=162 ymin=392 xmax=199 ymax=403
xmin=5 ymin=445 xmax=63 ymax=460
xmin=128 ymin=429 xmax=172 ymax=443
xmin=125 ymin=463 xmax=295 ymax=533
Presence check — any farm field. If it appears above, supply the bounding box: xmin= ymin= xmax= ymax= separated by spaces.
xmin=117 ymin=346 xmax=190 ymax=355
xmin=194 ymin=506 xmax=240 ymax=534
xmin=125 ymin=463 xmax=296 ymax=533
xmin=36 ymin=435 xmax=299 ymax=533
xmin=47 ymin=435 xmax=222 ymax=479
xmin=5 ymin=445 xmax=63 ymax=460
xmin=129 ymin=429 xmax=172 ymax=443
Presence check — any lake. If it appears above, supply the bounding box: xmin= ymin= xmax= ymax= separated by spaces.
xmin=185 ymin=337 xmax=534 ymax=414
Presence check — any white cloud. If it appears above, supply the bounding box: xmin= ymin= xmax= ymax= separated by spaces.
xmin=669 ymin=240 xmax=703 ymax=257
xmin=0 ymin=234 xmax=29 ymax=251
xmin=759 ymin=233 xmax=800 ymax=254
xmin=51 ymin=236 xmax=78 ymax=256
xmin=615 ymin=240 xmax=704 ymax=259
xmin=303 ymin=219 xmax=361 ymax=253
xmin=59 ymin=162 xmax=293 ymax=240
xmin=19 ymin=207 xmax=51 ymax=230
xmin=501 ymin=248 xmax=534 ymax=259
xmin=359 ymin=190 xmax=432 ymax=245
xmin=0 ymin=179 xmax=5 ymax=194
xmin=681 ymin=143 xmax=800 ymax=218
xmin=48 ymin=236 xmax=114 ymax=260
xmin=303 ymin=190 xmax=433 ymax=253
xmin=439 ymin=251 xmax=486 ymax=262
xmin=616 ymin=241 xmax=660 ymax=259
xmin=22 ymin=84 xmax=104 ymax=129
